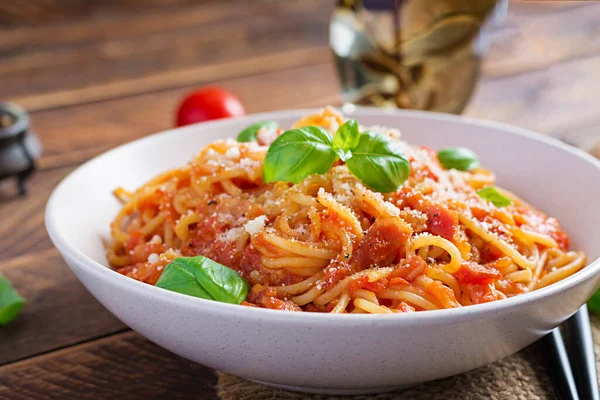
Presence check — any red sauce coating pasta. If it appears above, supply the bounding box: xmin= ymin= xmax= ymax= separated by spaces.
xmin=107 ymin=108 xmax=586 ymax=313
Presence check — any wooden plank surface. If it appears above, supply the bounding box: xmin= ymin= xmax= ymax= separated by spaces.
xmin=467 ymin=52 xmax=600 ymax=144
xmin=1 ymin=0 xmax=332 ymax=106
xmin=0 ymin=168 xmax=72 ymax=260
xmin=13 ymin=47 xmax=331 ymax=112
xmin=7 ymin=0 xmax=600 ymax=114
xmin=0 ymin=249 xmax=126 ymax=365
xmin=0 ymin=332 xmax=219 ymax=400
xmin=483 ymin=2 xmax=600 ymax=77
xmin=33 ymin=62 xmax=340 ymax=170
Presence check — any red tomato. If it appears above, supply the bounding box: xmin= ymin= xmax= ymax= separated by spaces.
xmin=176 ymin=87 xmax=246 ymax=127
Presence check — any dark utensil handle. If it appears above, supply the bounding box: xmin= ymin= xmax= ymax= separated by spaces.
xmin=564 ymin=305 xmax=600 ymax=400
xmin=541 ymin=328 xmax=580 ymax=400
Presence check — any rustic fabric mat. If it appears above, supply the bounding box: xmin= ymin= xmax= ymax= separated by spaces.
xmin=216 ymin=316 xmax=600 ymax=400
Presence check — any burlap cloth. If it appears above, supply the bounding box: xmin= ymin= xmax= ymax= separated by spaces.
xmin=216 ymin=316 xmax=600 ymax=400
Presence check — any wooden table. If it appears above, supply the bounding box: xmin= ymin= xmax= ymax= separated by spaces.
xmin=1 ymin=1 xmax=599 ymax=398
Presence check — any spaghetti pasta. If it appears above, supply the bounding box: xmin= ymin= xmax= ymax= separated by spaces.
xmin=107 ymin=108 xmax=586 ymax=313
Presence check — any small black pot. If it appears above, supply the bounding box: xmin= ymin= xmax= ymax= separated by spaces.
xmin=0 ymin=102 xmax=42 ymax=195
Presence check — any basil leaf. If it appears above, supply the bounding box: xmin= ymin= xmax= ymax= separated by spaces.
xmin=477 ymin=187 xmax=511 ymax=208
xmin=237 ymin=120 xmax=279 ymax=142
xmin=333 ymin=119 xmax=360 ymax=161
xmin=0 ymin=275 xmax=25 ymax=326
xmin=437 ymin=147 xmax=480 ymax=171
xmin=346 ymin=130 xmax=410 ymax=193
xmin=191 ymin=257 xmax=249 ymax=304
xmin=156 ymin=256 xmax=249 ymax=304
xmin=588 ymin=290 xmax=600 ymax=316
xmin=155 ymin=259 xmax=214 ymax=299
xmin=263 ymin=126 xmax=337 ymax=184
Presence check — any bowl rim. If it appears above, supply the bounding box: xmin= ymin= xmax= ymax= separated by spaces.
xmin=45 ymin=107 xmax=600 ymax=325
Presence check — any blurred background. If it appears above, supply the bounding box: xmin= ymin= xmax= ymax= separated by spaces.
xmin=2 ymin=0 xmax=600 ymax=221
xmin=2 ymin=0 xmax=600 ymax=153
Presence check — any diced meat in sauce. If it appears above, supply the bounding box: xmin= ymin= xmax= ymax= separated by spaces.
xmin=466 ymin=283 xmax=505 ymax=304
xmin=392 ymin=187 xmax=459 ymax=240
xmin=348 ymin=216 xmax=411 ymax=272
xmin=453 ymin=260 xmax=502 ymax=286
xmin=247 ymin=284 xmax=302 ymax=311
xmin=319 ymin=217 xmax=412 ymax=290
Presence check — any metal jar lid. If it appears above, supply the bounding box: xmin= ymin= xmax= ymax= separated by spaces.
xmin=0 ymin=102 xmax=42 ymax=195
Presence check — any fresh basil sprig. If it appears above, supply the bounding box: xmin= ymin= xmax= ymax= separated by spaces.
xmin=0 ymin=275 xmax=25 ymax=326
xmin=346 ymin=131 xmax=410 ymax=193
xmin=263 ymin=126 xmax=338 ymax=184
xmin=332 ymin=119 xmax=360 ymax=161
xmin=476 ymin=187 xmax=511 ymax=208
xmin=437 ymin=147 xmax=480 ymax=171
xmin=237 ymin=120 xmax=279 ymax=142
xmin=263 ymin=120 xmax=410 ymax=192
xmin=155 ymin=256 xmax=249 ymax=304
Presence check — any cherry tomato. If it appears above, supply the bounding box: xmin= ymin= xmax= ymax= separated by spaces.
xmin=176 ymin=86 xmax=246 ymax=127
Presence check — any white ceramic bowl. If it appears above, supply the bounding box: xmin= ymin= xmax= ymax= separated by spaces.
xmin=46 ymin=108 xmax=600 ymax=395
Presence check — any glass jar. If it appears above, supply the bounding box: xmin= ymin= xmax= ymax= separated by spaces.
xmin=330 ymin=0 xmax=507 ymax=113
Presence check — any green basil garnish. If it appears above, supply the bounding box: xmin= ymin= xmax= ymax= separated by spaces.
xmin=476 ymin=187 xmax=511 ymax=208
xmin=588 ymin=290 xmax=600 ymax=316
xmin=237 ymin=120 xmax=279 ymax=142
xmin=263 ymin=120 xmax=410 ymax=192
xmin=155 ymin=256 xmax=249 ymax=304
xmin=0 ymin=275 xmax=25 ymax=326
xmin=437 ymin=147 xmax=480 ymax=171
xmin=332 ymin=119 xmax=360 ymax=161
xmin=346 ymin=130 xmax=410 ymax=193
xmin=263 ymin=126 xmax=338 ymax=184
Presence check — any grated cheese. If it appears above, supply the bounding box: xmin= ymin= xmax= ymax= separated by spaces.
xmin=256 ymin=126 xmax=278 ymax=144
xmin=339 ymin=183 xmax=352 ymax=192
xmin=149 ymin=235 xmax=162 ymax=244
xmin=244 ymin=215 xmax=268 ymax=235
xmin=225 ymin=147 xmax=241 ymax=159
xmin=219 ymin=227 xmax=244 ymax=242
xmin=382 ymin=201 xmax=400 ymax=217
xmin=248 ymin=142 xmax=263 ymax=152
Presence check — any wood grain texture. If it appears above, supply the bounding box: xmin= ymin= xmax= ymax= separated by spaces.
xmin=0 ymin=249 xmax=126 ymax=365
xmin=0 ymin=332 xmax=219 ymax=400
xmin=13 ymin=47 xmax=331 ymax=112
xmin=0 ymin=167 xmax=72 ymax=260
xmin=1 ymin=0 xmax=332 ymax=104
xmin=0 ymin=0 xmax=210 ymax=26
xmin=3 ymin=0 xmax=599 ymax=114
xmin=33 ymin=63 xmax=340 ymax=169
xmin=483 ymin=2 xmax=600 ymax=77
xmin=509 ymin=0 xmax=588 ymax=15
xmin=27 ymin=49 xmax=600 ymax=174
xmin=467 ymin=52 xmax=600 ymax=138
